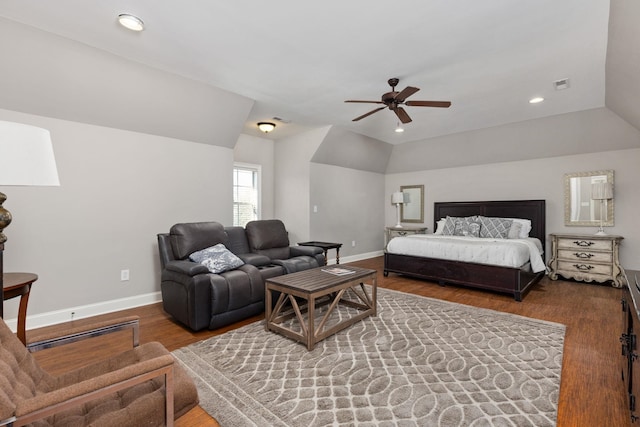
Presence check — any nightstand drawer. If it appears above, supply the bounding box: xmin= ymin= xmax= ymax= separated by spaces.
xmin=557 ymin=261 xmax=613 ymax=276
xmin=557 ymin=249 xmax=613 ymax=263
xmin=557 ymin=238 xmax=612 ymax=251
xmin=391 ymin=230 xmax=411 ymax=237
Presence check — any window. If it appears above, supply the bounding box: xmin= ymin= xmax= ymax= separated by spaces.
xmin=233 ymin=163 xmax=260 ymax=227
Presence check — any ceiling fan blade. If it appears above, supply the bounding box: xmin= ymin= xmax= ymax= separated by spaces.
xmin=405 ymin=100 xmax=452 ymax=108
xmin=394 ymin=107 xmax=412 ymax=124
xmin=345 ymin=100 xmax=385 ymax=104
xmin=352 ymin=106 xmax=386 ymax=121
xmin=394 ymin=86 xmax=420 ymax=103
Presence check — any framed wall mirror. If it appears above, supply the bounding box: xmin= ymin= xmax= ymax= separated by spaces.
xmin=564 ymin=170 xmax=614 ymax=227
xmin=400 ymin=185 xmax=424 ymax=223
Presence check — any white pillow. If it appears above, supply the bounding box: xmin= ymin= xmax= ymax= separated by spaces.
xmin=504 ymin=218 xmax=532 ymax=238
xmin=434 ymin=219 xmax=446 ymax=235
xmin=507 ymin=222 xmax=523 ymax=239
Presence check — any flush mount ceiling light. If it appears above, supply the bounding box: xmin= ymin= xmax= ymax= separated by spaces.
xmin=257 ymin=122 xmax=276 ymax=133
xmin=118 ymin=14 xmax=145 ymax=32
xmin=529 ymin=97 xmax=544 ymax=104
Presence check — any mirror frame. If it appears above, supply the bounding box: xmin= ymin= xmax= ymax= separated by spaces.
xmin=400 ymin=185 xmax=424 ymax=223
xmin=564 ymin=170 xmax=614 ymax=227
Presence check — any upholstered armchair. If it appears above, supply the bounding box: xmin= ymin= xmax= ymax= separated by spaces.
xmin=0 ymin=316 xmax=198 ymax=426
xmin=245 ymin=219 xmax=325 ymax=273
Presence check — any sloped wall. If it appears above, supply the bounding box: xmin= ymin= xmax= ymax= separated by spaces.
xmin=0 ymin=17 xmax=253 ymax=148
xmin=606 ymin=0 xmax=640 ymax=132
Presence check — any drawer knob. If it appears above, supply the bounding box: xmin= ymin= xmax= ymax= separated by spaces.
xmin=573 ymin=264 xmax=594 ymax=271
xmin=398 ymin=231 xmax=407 ymax=236
xmin=573 ymin=252 xmax=594 ymax=259
xmin=573 ymin=240 xmax=595 ymax=247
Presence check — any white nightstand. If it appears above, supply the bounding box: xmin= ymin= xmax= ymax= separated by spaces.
xmin=385 ymin=226 xmax=427 ymax=248
xmin=548 ymin=233 xmax=625 ymax=287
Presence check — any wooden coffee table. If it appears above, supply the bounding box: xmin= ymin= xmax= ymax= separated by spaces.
xmin=265 ymin=266 xmax=377 ymax=350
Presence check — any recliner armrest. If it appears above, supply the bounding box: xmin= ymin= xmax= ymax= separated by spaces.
xmin=291 ymin=246 xmax=323 ymax=257
xmin=236 ymin=253 xmax=272 ymax=267
xmin=165 ymin=260 xmax=208 ymax=276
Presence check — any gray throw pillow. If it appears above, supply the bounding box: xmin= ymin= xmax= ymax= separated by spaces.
xmin=441 ymin=216 xmax=458 ymax=236
xmin=189 ymin=243 xmax=244 ymax=274
xmin=479 ymin=217 xmax=513 ymax=239
xmin=453 ymin=216 xmax=481 ymax=237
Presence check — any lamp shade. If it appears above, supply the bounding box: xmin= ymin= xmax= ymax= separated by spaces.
xmin=591 ymin=182 xmax=613 ymax=200
xmin=0 ymin=121 xmax=60 ymax=186
xmin=391 ymin=192 xmax=405 ymax=204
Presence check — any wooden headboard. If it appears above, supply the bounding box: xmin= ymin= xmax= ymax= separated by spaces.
xmin=434 ymin=200 xmax=546 ymax=246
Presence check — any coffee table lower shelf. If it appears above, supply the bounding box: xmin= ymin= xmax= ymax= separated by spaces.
xmin=265 ymin=266 xmax=377 ymax=350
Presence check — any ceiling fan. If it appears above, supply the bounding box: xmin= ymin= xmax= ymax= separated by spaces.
xmin=345 ymin=78 xmax=451 ymax=124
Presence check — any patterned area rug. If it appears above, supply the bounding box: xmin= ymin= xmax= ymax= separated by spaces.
xmin=173 ymin=288 xmax=565 ymax=427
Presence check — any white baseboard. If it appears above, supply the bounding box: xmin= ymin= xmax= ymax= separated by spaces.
xmin=329 ymin=250 xmax=383 ymax=265
xmin=4 ymin=292 xmax=162 ymax=333
xmin=5 ymin=252 xmax=384 ymax=333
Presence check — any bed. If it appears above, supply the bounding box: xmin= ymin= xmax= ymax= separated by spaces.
xmin=383 ymin=200 xmax=546 ymax=301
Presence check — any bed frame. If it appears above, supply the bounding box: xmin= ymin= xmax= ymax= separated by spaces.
xmin=383 ymin=200 xmax=546 ymax=301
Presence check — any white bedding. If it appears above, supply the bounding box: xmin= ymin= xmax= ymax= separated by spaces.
xmin=386 ymin=234 xmax=547 ymax=273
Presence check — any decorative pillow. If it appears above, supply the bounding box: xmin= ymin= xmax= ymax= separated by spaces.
xmin=453 ymin=216 xmax=481 ymax=237
xmin=189 ymin=243 xmax=244 ymax=274
xmin=507 ymin=222 xmax=523 ymax=239
xmin=503 ymin=218 xmax=532 ymax=238
xmin=479 ymin=217 xmax=513 ymax=239
xmin=434 ymin=219 xmax=446 ymax=235
xmin=441 ymin=216 xmax=458 ymax=236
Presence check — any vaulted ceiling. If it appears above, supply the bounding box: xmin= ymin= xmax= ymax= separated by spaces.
xmin=2 ymin=0 xmax=636 ymax=147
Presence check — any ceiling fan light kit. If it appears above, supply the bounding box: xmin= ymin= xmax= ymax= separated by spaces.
xmin=345 ymin=78 xmax=451 ymax=124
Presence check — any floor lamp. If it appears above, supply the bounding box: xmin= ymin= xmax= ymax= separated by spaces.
xmin=591 ymin=182 xmax=613 ymax=236
xmin=0 ymin=121 xmax=60 ymax=317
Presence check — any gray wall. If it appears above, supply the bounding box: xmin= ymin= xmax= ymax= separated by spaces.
xmin=1 ymin=109 xmax=234 ymax=325
xmin=273 ymin=127 xmax=327 ymax=243
xmin=386 ymin=147 xmax=640 ymax=270
xmin=310 ymin=163 xmax=385 ymax=259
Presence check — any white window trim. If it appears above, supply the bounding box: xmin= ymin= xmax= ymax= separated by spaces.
xmin=233 ymin=162 xmax=262 ymax=226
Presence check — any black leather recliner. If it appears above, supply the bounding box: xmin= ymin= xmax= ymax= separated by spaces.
xmin=157 ymin=220 xmax=324 ymax=331
xmin=245 ymin=219 xmax=325 ymax=273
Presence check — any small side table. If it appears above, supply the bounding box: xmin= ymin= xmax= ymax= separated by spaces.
xmin=298 ymin=241 xmax=343 ymax=265
xmin=3 ymin=272 xmax=38 ymax=344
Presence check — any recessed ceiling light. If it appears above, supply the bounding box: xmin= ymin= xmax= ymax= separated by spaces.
xmin=529 ymin=97 xmax=544 ymax=104
xmin=118 ymin=14 xmax=144 ymax=32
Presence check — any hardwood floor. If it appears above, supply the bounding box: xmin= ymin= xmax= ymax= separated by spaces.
xmin=29 ymin=256 xmax=630 ymax=426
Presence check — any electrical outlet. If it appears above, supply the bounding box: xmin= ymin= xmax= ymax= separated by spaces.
xmin=71 ymin=311 xmax=75 ymax=320
xmin=120 ymin=269 xmax=130 ymax=281
xmin=351 ymin=240 xmax=356 ymax=247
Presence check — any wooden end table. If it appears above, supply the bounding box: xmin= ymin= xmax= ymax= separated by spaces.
xmin=265 ymin=266 xmax=376 ymax=350
xmin=298 ymin=241 xmax=343 ymax=264
xmin=3 ymin=272 xmax=38 ymax=344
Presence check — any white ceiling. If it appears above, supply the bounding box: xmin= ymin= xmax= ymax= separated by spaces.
xmin=0 ymin=0 xmax=611 ymax=144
